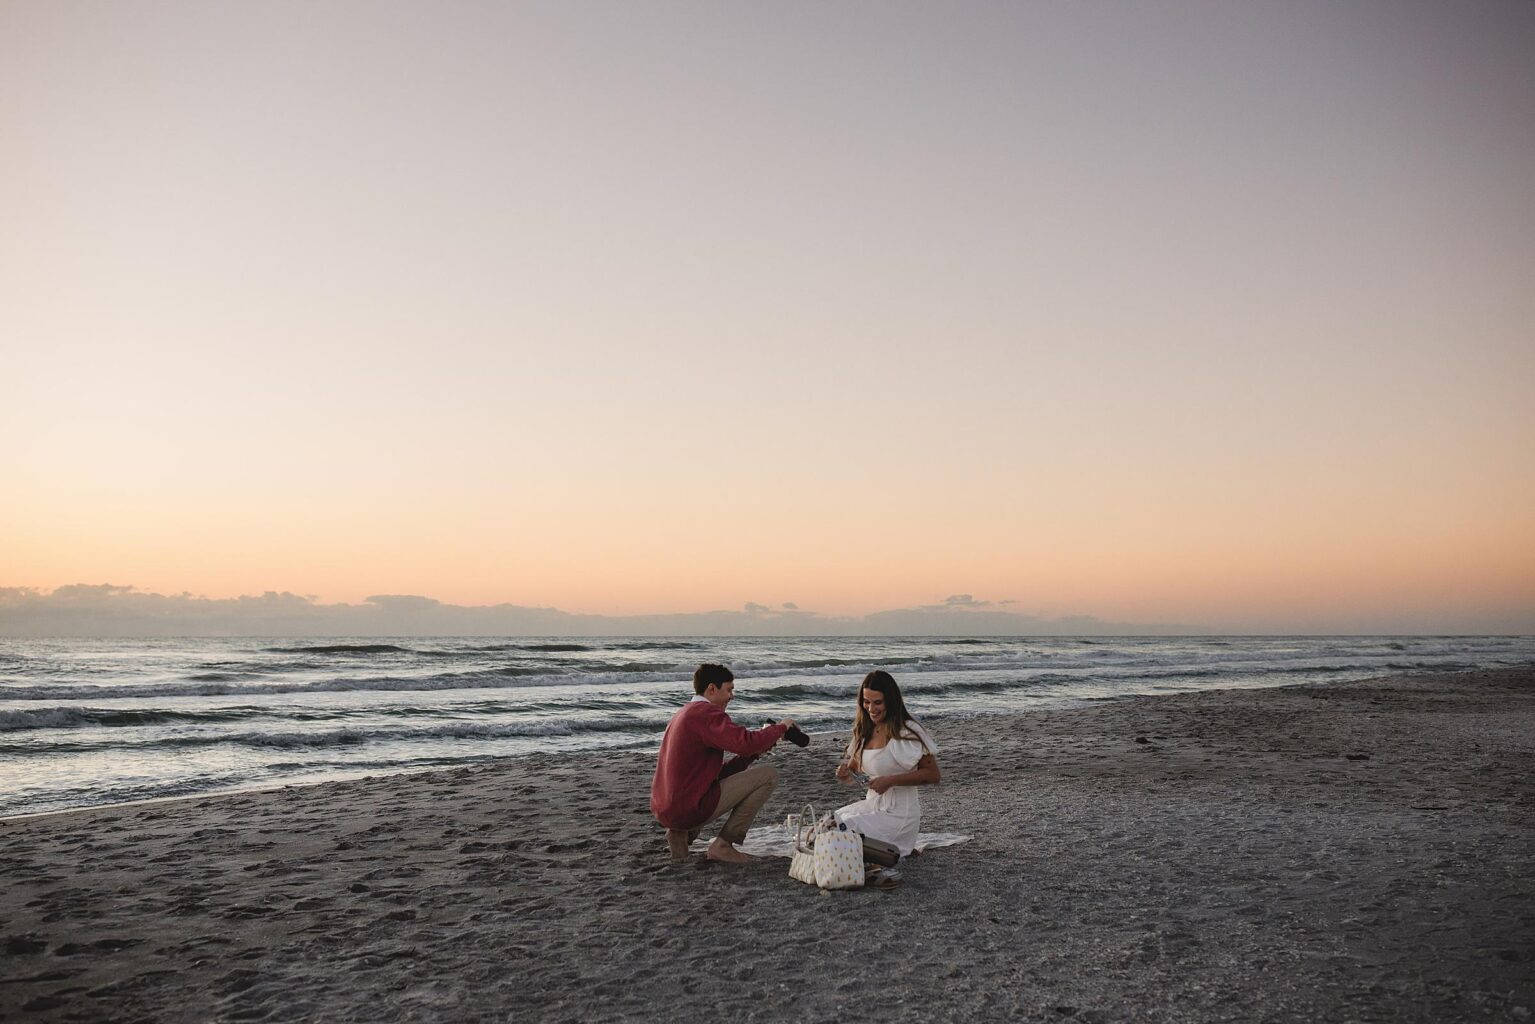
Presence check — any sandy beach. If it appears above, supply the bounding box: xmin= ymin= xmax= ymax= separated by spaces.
xmin=3 ymin=666 xmax=1531 ymax=1023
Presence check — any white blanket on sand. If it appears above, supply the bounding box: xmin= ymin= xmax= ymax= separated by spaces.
xmin=690 ymin=822 xmax=969 ymax=858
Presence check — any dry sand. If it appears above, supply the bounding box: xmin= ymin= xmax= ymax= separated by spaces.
xmin=2 ymin=667 xmax=1532 ymax=1023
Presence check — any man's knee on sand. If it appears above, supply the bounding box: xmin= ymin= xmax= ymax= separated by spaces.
xmin=723 ymin=763 xmax=778 ymax=805
xmin=712 ymin=763 xmax=778 ymax=834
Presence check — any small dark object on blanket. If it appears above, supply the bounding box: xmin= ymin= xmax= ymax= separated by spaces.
xmin=862 ymin=835 xmax=899 ymax=867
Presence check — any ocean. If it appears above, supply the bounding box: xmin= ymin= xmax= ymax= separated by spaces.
xmin=2 ymin=634 xmax=1531 ymax=818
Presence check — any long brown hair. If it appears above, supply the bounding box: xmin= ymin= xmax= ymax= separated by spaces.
xmin=850 ymin=670 xmax=923 ymax=755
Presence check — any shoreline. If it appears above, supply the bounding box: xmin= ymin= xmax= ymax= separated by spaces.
xmin=6 ymin=634 xmax=1532 ymax=824
xmin=0 ymin=700 xmax=1100 ymax=826
xmin=3 ymin=666 xmax=1532 ymax=1022
xmin=4 ymin=663 xmax=1502 ymax=826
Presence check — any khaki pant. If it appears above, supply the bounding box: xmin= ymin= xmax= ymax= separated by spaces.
xmin=709 ymin=763 xmax=778 ymax=845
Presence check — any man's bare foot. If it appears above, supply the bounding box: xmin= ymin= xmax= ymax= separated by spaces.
xmin=705 ymin=838 xmax=753 ymax=864
xmin=666 ymin=829 xmax=691 ymax=864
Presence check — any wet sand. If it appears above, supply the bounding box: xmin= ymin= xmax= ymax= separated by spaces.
xmin=3 ymin=666 xmax=1532 ymax=1023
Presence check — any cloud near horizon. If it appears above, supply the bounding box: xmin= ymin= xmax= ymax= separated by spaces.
xmin=0 ymin=585 xmax=1176 ymax=637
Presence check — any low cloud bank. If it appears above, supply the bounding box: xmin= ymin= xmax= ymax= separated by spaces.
xmin=0 ymin=585 xmax=1182 ymax=637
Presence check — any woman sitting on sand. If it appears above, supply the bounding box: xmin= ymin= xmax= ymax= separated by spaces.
xmin=834 ymin=670 xmax=940 ymax=857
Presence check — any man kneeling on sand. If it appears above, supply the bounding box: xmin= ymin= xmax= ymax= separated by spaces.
xmin=650 ymin=663 xmax=796 ymax=864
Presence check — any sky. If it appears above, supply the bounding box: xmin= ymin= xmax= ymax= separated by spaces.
xmin=4 ymin=1 xmax=1533 ymax=634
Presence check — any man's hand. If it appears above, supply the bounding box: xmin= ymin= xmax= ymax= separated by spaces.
xmin=776 ymin=719 xmax=811 ymax=748
xmin=868 ymin=776 xmax=896 ymax=795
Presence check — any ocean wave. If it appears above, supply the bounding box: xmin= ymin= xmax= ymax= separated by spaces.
xmin=0 ymin=696 xmax=677 ymax=734
xmin=0 ymin=668 xmax=679 ymax=701
xmin=3 ymin=640 xmax=1528 ymax=704
xmin=5 ymin=715 xmax=663 ymax=753
xmin=263 ymin=644 xmax=413 ymax=655
xmin=0 ymin=706 xmax=278 ymax=732
xmin=790 ymin=656 xmax=923 ymax=669
xmin=424 ymin=642 xmax=597 ymax=654
xmin=195 ymin=659 xmax=325 ymax=675
xmin=749 ymin=671 xmax=1083 ymax=699
xmin=432 ymin=643 xmax=594 ymax=654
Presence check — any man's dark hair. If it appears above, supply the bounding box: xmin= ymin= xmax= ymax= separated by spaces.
xmin=693 ymin=663 xmax=734 ymax=695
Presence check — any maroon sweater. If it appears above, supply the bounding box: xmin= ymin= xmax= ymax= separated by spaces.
xmin=650 ymin=700 xmax=787 ymax=830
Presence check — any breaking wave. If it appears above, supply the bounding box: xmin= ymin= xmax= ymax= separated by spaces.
xmin=263 ymin=644 xmax=413 ymax=655
xmin=6 ymin=715 xmax=661 ymax=754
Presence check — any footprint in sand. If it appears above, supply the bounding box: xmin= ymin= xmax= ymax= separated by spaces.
xmin=22 ymin=995 xmax=69 ymax=1012
xmin=219 ymin=905 xmax=276 ymax=919
xmin=55 ymin=937 xmax=142 ymax=955
xmin=292 ymin=897 xmax=334 ymax=911
xmin=542 ymin=839 xmax=594 ymax=853
xmin=5 ymin=935 xmax=49 ymax=954
xmin=215 ymin=967 xmax=263 ymax=993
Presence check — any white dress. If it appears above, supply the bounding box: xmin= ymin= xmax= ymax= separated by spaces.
xmin=834 ymin=721 xmax=937 ymax=857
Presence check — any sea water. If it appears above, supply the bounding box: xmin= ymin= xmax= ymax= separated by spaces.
xmin=2 ymin=635 xmax=1531 ymax=817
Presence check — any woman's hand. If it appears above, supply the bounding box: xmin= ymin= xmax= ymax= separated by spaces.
xmin=865 ymin=755 xmax=940 ymax=794
xmin=836 ymin=751 xmax=862 ymax=785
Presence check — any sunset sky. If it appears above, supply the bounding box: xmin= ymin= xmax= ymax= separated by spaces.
xmin=4 ymin=1 xmax=1533 ymax=633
